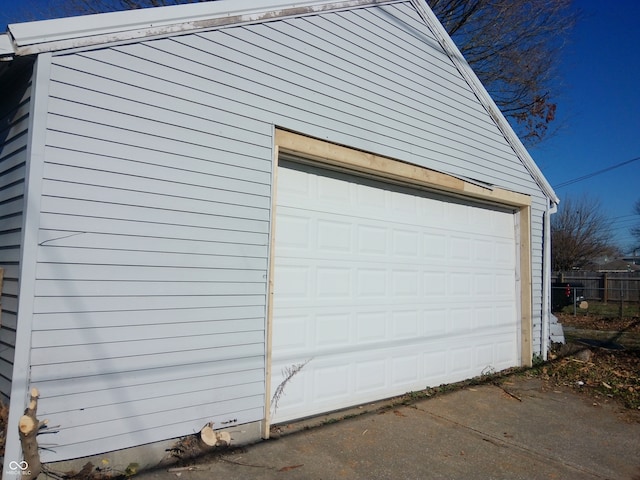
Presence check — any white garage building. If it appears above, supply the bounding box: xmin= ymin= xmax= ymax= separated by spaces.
xmin=0 ymin=0 xmax=558 ymax=472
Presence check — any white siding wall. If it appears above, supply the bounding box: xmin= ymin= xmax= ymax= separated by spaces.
xmin=35 ymin=48 xmax=273 ymax=460
xmin=0 ymin=64 xmax=33 ymax=402
xmin=31 ymin=0 xmax=547 ymax=461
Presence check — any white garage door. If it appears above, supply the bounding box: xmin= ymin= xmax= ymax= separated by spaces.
xmin=270 ymin=161 xmax=519 ymax=423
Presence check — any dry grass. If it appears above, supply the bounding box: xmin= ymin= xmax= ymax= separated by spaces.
xmin=535 ymin=346 xmax=640 ymax=410
xmin=532 ymin=314 xmax=640 ymax=414
xmin=557 ymin=312 xmax=640 ymax=334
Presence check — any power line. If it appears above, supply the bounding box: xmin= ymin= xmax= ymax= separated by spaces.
xmin=608 ymin=216 xmax=637 ymax=225
xmin=609 ymin=224 xmax=638 ymax=232
xmin=553 ymin=156 xmax=640 ymax=188
xmin=609 ymin=213 xmax=638 ymax=220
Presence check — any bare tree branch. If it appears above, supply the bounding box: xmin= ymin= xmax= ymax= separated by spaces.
xmin=552 ymin=195 xmax=618 ymax=271
xmin=430 ymin=0 xmax=577 ymax=145
xmin=631 ymin=199 xmax=640 ymax=250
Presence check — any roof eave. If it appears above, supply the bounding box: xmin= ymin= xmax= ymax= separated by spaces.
xmin=8 ymin=0 xmax=399 ymax=56
xmin=0 ymin=33 xmax=15 ymax=59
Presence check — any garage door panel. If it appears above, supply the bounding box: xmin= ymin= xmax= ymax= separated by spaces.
xmin=450 ymin=308 xmax=473 ymax=333
xmin=316 ymin=312 xmax=350 ymax=346
xmin=276 ymin=213 xmax=311 ymax=249
xmin=272 ymin=336 xmax=517 ymax=421
xmin=355 ymin=359 xmax=387 ymax=392
xmin=450 ymin=346 xmax=474 ymax=374
xmin=278 ymin=166 xmax=310 ymax=196
xmin=318 ymin=174 xmax=351 ymax=204
xmin=424 ymin=308 xmax=448 ymax=335
xmin=473 ymin=239 xmax=495 ymax=263
xmin=317 ymin=266 xmax=352 ymax=298
xmin=357 ymin=268 xmax=387 ymax=297
xmin=423 ymin=232 xmax=447 ymax=258
xmin=276 ymin=260 xmax=517 ymax=302
xmin=277 ymin=206 xmax=514 ymax=266
xmin=476 ymin=344 xmax=495 ymax=367
xmin=358 ymin=224 xmax=388 ymax=254
xmin=392 ymin=310 xmax=419 ymax=338
xmin=272 ymin=163 xmax=519 ymax=423
xmin=356 ymin=182 xmax=387 ymax=210
xmin=272 ymin=313 xmax=309 ymax=353
xmin=318 ymin=219 xmax=351 ymax=252
xmin=272 ymin=308 xmax=517 ymax=351
xmin=356 ymin=311 xmax=386 ymax=342
xmin=496 ymin=305 xmax=517 ymax=325
xmin=449 ymin=236 xmax=471 ymax=261
xmin=475 ymin=274 xmax=495 ymax=295
xmin=275 ymin=265 xmax=310 ymax=298
xmin=496 ymin=341 xmax=518 ymax=364
xmin=314 ymin=363 xmax=350 ymax=401
xmin=391 ymin=354 xmax=420 ymax=386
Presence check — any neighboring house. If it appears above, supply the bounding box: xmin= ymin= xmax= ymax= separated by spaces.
xmin=0 ymin=0 xmax=559 ymax=472
xmin=598 ymin=259 xmax=640 ymax=272
xmin=621 ymin=254 xmax=640 ymax=266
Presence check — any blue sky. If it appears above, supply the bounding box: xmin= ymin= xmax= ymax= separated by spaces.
xmin=531 ymin=0 xmax=640 ymax=252
xmin=1 ymin=0 xmax=639 ymax=251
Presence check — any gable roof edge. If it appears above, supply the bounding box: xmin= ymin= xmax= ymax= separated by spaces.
xmin=0 ymin=33 xmax=13 ymax=58
xmin=411 ymin=0 xmax=559 ymax=205
xmin=6 ymin=0 xmax=401 ymax=57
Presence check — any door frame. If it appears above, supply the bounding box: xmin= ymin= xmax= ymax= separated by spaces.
xmin=263 ymin=128 xmax=533 ymax=437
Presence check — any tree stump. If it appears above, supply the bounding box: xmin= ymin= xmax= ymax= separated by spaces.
xmin=18 ymin=388 xmax=44 ymax=480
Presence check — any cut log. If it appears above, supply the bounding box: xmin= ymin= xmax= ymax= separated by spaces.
xmin=216 ymin=431 xmax=231 ymax=447
xmin=200 ymin=425 xmax=217 ymax=446
xmin=18 ymin=415 xmax=36 ymax=435
xmin=18 ymin=388 xmax=43 ymax=480
xmin=200 ymin=424 xmax=232 ymax=447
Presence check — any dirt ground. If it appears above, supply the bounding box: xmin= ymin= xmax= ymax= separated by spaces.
xmin=531 ymin=313 xmax=640 ymax=415
xmin=556 ymin=313 xmax=640 ymax=334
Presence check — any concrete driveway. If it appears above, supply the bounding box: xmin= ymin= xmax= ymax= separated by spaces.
xmin=136 ymin=377 xmax=640 ymax=480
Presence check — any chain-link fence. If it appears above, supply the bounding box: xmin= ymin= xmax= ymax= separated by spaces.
xmin=552 ymin=272 xmax=640 ymax=318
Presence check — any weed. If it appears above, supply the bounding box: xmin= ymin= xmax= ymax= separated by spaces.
xmin=271 ymin=359 xmax=312 ymax=414
xmin=532 ymin=353 xmax=545 ymax=367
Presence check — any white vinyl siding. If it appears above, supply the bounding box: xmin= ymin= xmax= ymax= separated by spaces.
xmin=0 ymin=64 xmax=33 ymax=401
xmin=26 ymin=0 xmax=547 ymax=461
xmin=33 ymin=46 xmax=273 ymax=459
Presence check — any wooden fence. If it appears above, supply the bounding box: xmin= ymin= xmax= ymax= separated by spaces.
xmin=552 ymin=271 xmax=640 ymax=303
